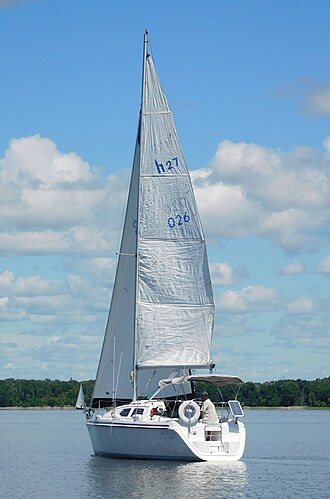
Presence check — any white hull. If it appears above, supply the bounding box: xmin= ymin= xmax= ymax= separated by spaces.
xmin=86 ymin=417 xmax=245 ymax=462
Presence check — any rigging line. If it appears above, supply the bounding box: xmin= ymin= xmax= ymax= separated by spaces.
xmin=148 ymin=31 xmax=153 ymax=60
xmin=112 ymin=337 xmax=116 ymax=403
xmin=116 ymin=252 xmax=136 ymax=256
xmin=114 ymin=351 xmax=123 ymax=405
xmin=140 ymin=369 xmax=157 ymax=398
xmin=115 ymin=168 xmax=133 ymax=256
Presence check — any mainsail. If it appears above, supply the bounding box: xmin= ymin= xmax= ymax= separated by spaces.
xmin=91 ymin=33 xmax=214 ymax=406
xmin=137 ymin=54 xmax=214 ymax=369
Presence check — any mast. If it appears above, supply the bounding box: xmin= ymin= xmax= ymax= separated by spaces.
xmin=132 ymin=30 xmax=148 ymax=401
xmin=141 ymin=30 xmax=148 ymax=113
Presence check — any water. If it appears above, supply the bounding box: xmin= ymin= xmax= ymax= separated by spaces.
xmin=0 ymin=409 xmax=329 ymax=498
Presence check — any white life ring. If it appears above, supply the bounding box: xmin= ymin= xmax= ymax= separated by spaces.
xmin=178 ymin=401 xmax=200 ymax=425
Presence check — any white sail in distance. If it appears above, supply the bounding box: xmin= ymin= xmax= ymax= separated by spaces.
xmin=75 ymin=383 xmax=85 ymax=409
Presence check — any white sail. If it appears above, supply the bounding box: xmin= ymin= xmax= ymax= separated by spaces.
xmin=75 ymin=383 xmax=85 ymax=409
xmin=91 ymin=40 xmax=214 ymax=406
xmin=91 ymin=140 xmax=140 ymax=404
xmin=137 ymin=55 xmax=214 ymax=368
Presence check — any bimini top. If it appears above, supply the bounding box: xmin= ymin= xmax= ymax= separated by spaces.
xmin=158 ymin=374 xmax=243 ymax=389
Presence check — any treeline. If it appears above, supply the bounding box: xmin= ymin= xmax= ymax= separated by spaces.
xmin=0 ymin=379 xmax=94 ymax=408
xmin=0 ymin=377 xmax=329 ymax=408
xmin=206 ymin=377 xmax=330 ymax=408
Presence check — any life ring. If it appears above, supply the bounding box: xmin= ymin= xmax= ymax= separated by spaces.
xmin=178 ymin=401 xmax=200 ymax=425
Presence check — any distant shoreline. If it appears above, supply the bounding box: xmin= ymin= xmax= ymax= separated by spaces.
xmin=1 ymin=378 xmax=328 ymax=408
xmin=0 ymin=406 xmax=76 ymax=410
xmin=242 ymin=405 xmax=330 ymax=410
xmin=1 ymin=405 xmax=329 ymax=410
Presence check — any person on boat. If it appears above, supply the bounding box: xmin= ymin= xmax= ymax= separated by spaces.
xmin=200 ymin=391 xmax=219 ymax=424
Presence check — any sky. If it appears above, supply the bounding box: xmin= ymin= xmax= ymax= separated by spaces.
xmin=0 ymin=0 xmax=329 ymax=383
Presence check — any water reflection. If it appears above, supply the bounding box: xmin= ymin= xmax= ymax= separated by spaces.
xmin=85 ymin=456 xmax=247 ymax=499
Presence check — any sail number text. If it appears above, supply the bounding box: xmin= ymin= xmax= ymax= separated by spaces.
xmin=168 ymin=212 xmax=190 ymax=229
xmin=155 ymin=157 xmax=178 ymax=174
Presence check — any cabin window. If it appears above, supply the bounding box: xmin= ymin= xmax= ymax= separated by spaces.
xmin=131 ymin=408 xmax=144 ymax=416
xmin=119 ymin=408 xmax=131 ymax=417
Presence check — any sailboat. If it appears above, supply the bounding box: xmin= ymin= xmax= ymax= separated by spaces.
xmin=75 ymin=383 xmax=85 ymax=409
xmin=86 ymin=31 xmax=246 ymax=461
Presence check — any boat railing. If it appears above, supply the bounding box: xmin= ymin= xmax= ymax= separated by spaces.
xmin=204 ymin=425 xmax=222 ymax=441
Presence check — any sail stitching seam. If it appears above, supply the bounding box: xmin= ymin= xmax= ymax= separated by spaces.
xmin=140 ymin=174 xmax=189 ymax=177
xmin=143 ymin=111 xmax=171 ymax=115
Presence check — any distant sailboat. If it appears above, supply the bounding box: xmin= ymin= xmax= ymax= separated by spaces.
xmin=85 ymin=31 xmax=246 ymax=461
xmin=75 ymin=383 xmax=85 ymax=410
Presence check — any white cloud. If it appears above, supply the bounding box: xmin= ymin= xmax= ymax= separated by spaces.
xmin=0 ymin=135 xmax=128 ymax=256
xmin=217 ymin=285 xmax=281 ymax=313
xmin=194 ymin=137 xmax=330 ymax=251
xmin=3 ymin=363 xmax=19 ymax=370
xmin=305 ymin=83 xmax=330 ymax=115
xmin=0 ymin=297 xmax=9 ymax=307
xmin=0 ymin=269 xmax=109 ymax=324
xmin=213 ymin=314 xmax=251 ymax=338
xmin=272 ymin=315 xmax=330 ymax=345
xmin=1 ymin=135 xmax=91 ymax=186
xmin=323 ymin=136 xmax=330 ymax=159
xmin=0 ymin=328 xmax=102 ymax=380
xmin=209 ymin=262 xmax=246 ymax=286
xmin=16 ymin=275 xmax=63 ymax=296
xmin=286 ymin=298 xmax=318 ymax=315
xmin=0 ymin=270 xmax=14 ymax=288
xmin=278 ymin=79 xmax=330 ymax=117
xmin=316 ymin=254 xmax=330 ymax=274
xmin=195 ymin=182 xmax=258 ymax=239
xmin=281 ymin=261 xmax=305 ymax=275
xmin=70 ymin=257 xmax=117 ymax=286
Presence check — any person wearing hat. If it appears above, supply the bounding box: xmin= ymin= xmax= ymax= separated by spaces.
xmin=200 ymin=391 xmax=219 ymax=424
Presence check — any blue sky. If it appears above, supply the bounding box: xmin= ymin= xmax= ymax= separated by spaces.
xmin=0 ymin=0 xmax=329 ymax=382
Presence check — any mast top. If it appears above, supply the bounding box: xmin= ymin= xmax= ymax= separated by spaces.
xmin=144 ymin=30 xmax=149 ymax=56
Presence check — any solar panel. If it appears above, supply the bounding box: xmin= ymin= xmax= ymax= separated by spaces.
xmin=228 ymin=400 xmax=244 ymax=417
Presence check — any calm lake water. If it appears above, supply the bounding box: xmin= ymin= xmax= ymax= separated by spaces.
xmin=0 ymin=409 xmax=329 ymax=498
